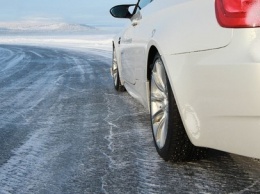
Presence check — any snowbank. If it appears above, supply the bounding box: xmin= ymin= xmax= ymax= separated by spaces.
xmin=0 ymin=35 xmax=114 ymax=51
xmin=0 ymin=22 xmax=121 ymax=52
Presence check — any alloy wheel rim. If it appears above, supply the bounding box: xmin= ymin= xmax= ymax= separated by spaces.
xmin=112 ymin=49 xmax=118 ymax=86
xmin=150 ymin=59 xmax=169 ymax=149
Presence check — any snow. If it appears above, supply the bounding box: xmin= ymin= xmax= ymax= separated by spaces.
xmin=0 ymin=35 xmax=114 ymax=51
xmin=0 ymin=21 xmax=97 ymax=32
xmin=0 ymin=21 xmax=119 ymax=52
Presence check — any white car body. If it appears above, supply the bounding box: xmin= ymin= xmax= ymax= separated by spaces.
xmin=112 ymin=0 xmax=260 ymax=159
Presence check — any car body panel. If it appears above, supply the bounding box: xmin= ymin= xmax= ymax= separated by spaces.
xmin=139 ymin=0 xmax=232 ymax=54
xmin=118 ymin=0 xmax=233 ymax=107
xmin=163 ymin=28 xmax=260 ymax=159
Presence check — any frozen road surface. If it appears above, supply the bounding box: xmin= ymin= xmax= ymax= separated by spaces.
xmin=0 ymin=45 xmax=260 ymax=194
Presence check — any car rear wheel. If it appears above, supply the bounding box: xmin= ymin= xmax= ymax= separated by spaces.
xmin=112 ymin=47 xmax=125 ymax=91
xmin=150 ymin=53 xmax=204 ymax=162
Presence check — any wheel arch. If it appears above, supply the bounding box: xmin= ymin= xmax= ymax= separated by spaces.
xmin=147 ymin=45 xmax=159 ymax=81
xmin=146 ymin=43 xmax=199 ymax=147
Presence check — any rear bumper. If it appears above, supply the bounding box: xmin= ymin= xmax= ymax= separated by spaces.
xmin=163 ymin=28 xmax=260 ymax=159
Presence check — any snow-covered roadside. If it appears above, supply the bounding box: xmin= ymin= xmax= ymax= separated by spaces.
xmin=0 ymin=21 xmax=123 ymax=56
xmin=0 ymin=34 xmax=114 ymax=52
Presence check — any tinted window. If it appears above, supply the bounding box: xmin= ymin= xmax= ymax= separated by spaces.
xmin=139 ymin=0 xmax=152 ymax=9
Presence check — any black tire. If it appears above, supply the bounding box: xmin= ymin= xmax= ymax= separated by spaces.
xmin=150 ymin=53 xmax=206 ymax=162
xmin=112 ymin=47 xmax=125 ymax=92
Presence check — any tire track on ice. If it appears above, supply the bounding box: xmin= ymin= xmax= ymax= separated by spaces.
xmin=0 ymin=46 xmax=61 ymax=127
xmin=0 ymin=118 xmax=70 ymax=194
xmin=102 ymin=92 xmax=164 ymax=194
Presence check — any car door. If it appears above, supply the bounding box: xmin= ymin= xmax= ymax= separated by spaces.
xmin=120 ymin=0 xmax=153 ymax=85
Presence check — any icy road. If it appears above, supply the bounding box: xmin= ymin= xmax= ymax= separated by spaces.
xmin=0 ymin=45 xmax=260 ymax=194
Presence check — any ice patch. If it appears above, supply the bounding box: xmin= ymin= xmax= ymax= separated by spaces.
xmin=1 ymin=54 xmax=25 ymax=72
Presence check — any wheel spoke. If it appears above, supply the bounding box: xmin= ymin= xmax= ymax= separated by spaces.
xmin=156 ymin=61 xmax=167 ymax=92
xmin=152 ymin=71 xmax=165 ymax=93
xmin=150 ymin=92 xmax=164 ymax=103
xmin=152 ymin=108 xmax=164 ymax=123
xmin=152 ymin=122 xmax=159 ymax=143
xmin=155 ymin=115 xmax=167 ymax=148
xmin=112 ymin=49 xmax=118 ymax=86
xmin=152 ymin=61 xmax=167 ymax=94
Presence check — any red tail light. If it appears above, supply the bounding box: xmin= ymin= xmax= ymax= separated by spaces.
xmin=215 ymin=0 xmax=260 ymax=28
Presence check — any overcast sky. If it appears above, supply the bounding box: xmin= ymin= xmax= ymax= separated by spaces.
xmin=0 ymin=0 xmax=134 ymax=25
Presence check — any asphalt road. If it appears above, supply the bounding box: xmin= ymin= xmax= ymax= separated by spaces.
xmin=0 ymin=45 xmax=259 ymax=194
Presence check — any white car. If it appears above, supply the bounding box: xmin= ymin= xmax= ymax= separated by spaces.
xmin=110 ymin=0 xmax=260 ymax=162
